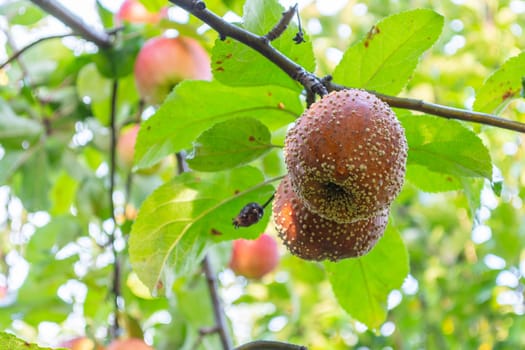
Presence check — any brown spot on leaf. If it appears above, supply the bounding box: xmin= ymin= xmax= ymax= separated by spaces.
xmin=249 ymin=135 xmax=256 ymax=142
xmin=502 ymin=89 xmax=516 ymax=100
xmin=216 ymin=66 xmax=225 ymax=72
xmin=278 ymin=102 xmax=285 ymax=109
xmin=234 ymin=189 xmax=240 ymax=195
xmin=210 ymin=228 xmax=222 ymax=236
xmin=156 ymin=280 xmax=164 ymax=290
xmin=364 ymin=25 xmax=380 ymax=48
xmin=216 ymin=61 xmax=223 ymax=65
xmin=226 ymin=53 xmax=233 ymax=59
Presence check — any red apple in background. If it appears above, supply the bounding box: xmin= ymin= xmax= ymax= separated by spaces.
xmin=134 ymin=36 xmax=212 ymax=105
xmin=229 ymin=234 xmax=280 ymax=279
xmin=107 ymin=338 xmax=152 ymax=350
xmin=117 ymin=124 xmax=140 ymax=169
xmin=58 ymin=337 xmax=104 ymax=350
xmin=0 ymin=285 xmax=6 ymax=300
xmin=115 ymin=0 xmax=167 ymax=24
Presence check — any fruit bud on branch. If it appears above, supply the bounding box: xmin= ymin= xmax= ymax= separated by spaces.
xmin=264 ymin=4 xmax=301 ymax=42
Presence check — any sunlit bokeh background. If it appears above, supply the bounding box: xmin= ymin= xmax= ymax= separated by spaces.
xmin=1 ymin=0 xmax=525 ymax=349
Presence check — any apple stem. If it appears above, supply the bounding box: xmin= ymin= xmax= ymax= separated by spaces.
xmin=261 ymin=193 xmax=275 ymax=209
xmin=202 ymin=256 xmax=234 ymax=350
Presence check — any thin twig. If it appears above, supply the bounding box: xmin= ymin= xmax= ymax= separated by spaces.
xmin=108 ymin=79 xmax=121 ymax=339
xmin=171 ymin=0 xmax=525 ymax=134
xmin=175 ymin=149 xmax=233 ymax=349
xmin=2 ymin=29 xmax=30 ymax=78
xmin=192 ymin=326 xmax=220 ymax=349
xmin=234 ymin=340 xmax=307 ymax=350
xmin=176 ymin=151 xmax=190 ymax=174
xmin=202 ymin=256 xmax=233 ymax=350
xmin=374 ymin=91 xmax=525 ymax=133
xmin=169 ymin=0 xmax=327 ymax=96
xmin=292 ymin=5 xmax=305 ymax=44
xmin=264 ymin=4 xmax=298 ymax=42
xmin=0 ymin=34 xmax=74 ymax=70
xmin=29 ymin=0 xmax=112 ymax=48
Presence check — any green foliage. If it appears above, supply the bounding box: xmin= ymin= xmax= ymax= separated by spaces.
xmin=134 ymin=80 xmax=301 ymax=169
xmin=211 ymin=0 xmax=315 ymax=91
xmin=1 ymin=0 xmax=525 ymax=349
xmin=0 ymin=332 xmax=62 ymax=350
xmin=333 ymin=9 xmax=444 ymax=94
xmin=0 ymin=98 xmax=43 ymax=149
xmin=400 ymin=114 xmax=493 ymax=191
xmin=187 ymin=117 xmax=274 ymax=171
xmin=474 ymin=51 xmax=525 ymax=114
xmin=326 ymin=225 xmax=409 ymax=329
xmin=129 ymin=166 xmax=274 ymax=291
xmin=0 ymin=1 xmax=45 ymax=26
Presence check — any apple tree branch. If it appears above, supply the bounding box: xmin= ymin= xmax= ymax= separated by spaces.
xmin=29 ymin=0 xmax=112 ymax=48
xmin=169 ymin=0 xmax=525 ymax=134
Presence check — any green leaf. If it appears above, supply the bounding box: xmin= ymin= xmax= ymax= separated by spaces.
xmin=487 ymin=203 xmax=525 ymax=260
xmin=96 ymin=0 xmax=114 ymax=28
xmin=27 ymin=215 xmax=83 ymax=263
xmin=135 ymin=80 xmax=301 ymax=169
xmin=22 ymin=38 xmax=74 ymax=85
xmin=139 ymin=0 xmax=165 ymax=12
xmin=0 ymin=150 xmax=29 ymax=184
xmin=4 ymin=2 xmax=45 ymax=26
xmin=75 ymin=176 xmax=112 ymax=220
xmin=211 ymin=0 xmax=315 ymax=91
xmin=325 ymin=225 xmax=409 ymax=329
xmin=406 ymin=164 xmax=462 ymax=193
xmin=77 ymin=63 xmax=112 ymax=102
xmin=76 ymin=63 xmax=139 ymax=125
xmin=18 ymin=147 xmax=51 ymax=212
xmin=50 ymin=172 xmax=78 ymax=215
xmin=93 ymin=35 xmax=142 ymax=79
xmin=5 ymin=256 xmax=76 ymax=325
xmin=186 ymin=117 xmax=274 ymax=171
xmin=0 ymin=332 xmax=62 ymax=350
xmin=0 ymin=98 xmax=43 ymax=149
xmin=129 ymin=166 xmax=274 ymax=291
xmin=333 ymin=9 xmax=444 ymax=95
xmin=399 ymin=114 xmax=492 ymax=179
xmin=473 ymin=51 xmax=525 ymax=114
xmin=221 ymin=0 xmax=244 ymax=13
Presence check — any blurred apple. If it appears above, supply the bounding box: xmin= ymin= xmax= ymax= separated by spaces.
xmin=115 ymin=0 xmax=167 ymax=25
xmin=229 ymin=234 xmax=280 ymax=279
xmin=117 ymin=124 xmax=140 ymax=169
xmin=134 ymin=36 xmax=212 ymax=105
xmin=0 ymin=285 xmax=6 ymax=300
xmin=59 ymin=337 xmax=103 ymax=350
xmin=107 ymin=338 xmax=152 ymax=350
